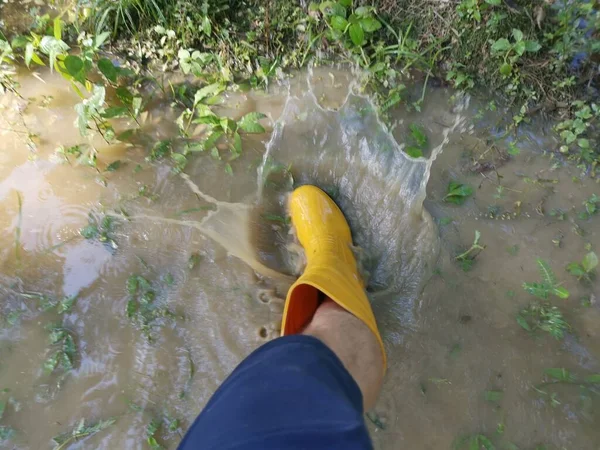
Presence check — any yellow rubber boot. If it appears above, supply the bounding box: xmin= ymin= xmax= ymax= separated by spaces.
xmin=281 ymin=185 xmax=386 ymax=369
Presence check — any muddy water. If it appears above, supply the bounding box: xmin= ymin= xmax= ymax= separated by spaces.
xmin=0 ymin=67 xmax=599 ymax=450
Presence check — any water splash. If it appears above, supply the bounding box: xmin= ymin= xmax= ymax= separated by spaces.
xmin=173 ymin=70 xmax=467 ymax=344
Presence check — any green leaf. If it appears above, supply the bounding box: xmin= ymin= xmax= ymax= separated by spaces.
xmin=39 ymin=36 xmax=69 ymax=72
xmin=25 ymin=43 xmax=34 ymax=67
xmin=524 ymin=40 xmax=541 ymax=52
xmin=49 ymin=328 xmax=67 ymax=344
xmin=53 ymin=17 xmax=62 ymax=40
xmin=536 ymin=259 xmax=558 ymax=288
xmin=64 ymin=55 xmax=84 ymax=79
xmin=516 ymin=314 xmax=531 ymax=331
xmin=194 ymin=83 xmax=225 ymax=105
xmin=331 ymin=15 xmax=349 ymax=31
xmin=0 ymin=400 xmax=5 ymax=420
xmin=238 ymin=112 xmax=267 ymax=133
xmin=484 ymin=0 xmax=501 ymax=4
xmin=105 ymin=161 xmax=123 ymax=173
xmin=512 ymin=29 xmax=524 ymax=42
xmin=551 ymin=286 xmax=569 ymax=299
xmin=168 ymin=418 xmax=180 ymax=432
xmin=499 ymin=63 xmax=512 ymax=76
xmin=116 ymin=86 xmax=133 ymax=105
xmin=582 ymin=252 xmax=598 ymax=272
xmin=95 ymin=32 xmax=111 ymax=48
xmin=319 ymin=1 xmax=346 ymax=17
xmin=577 ymin=138 xmax=590 ymax=149
xmin=233 ymin=132 xmax=242 ymax=154
xmin=349 ymin=23 xmax=364 ymax=46
xmin=338 ymin=0 xmax=352 ymax=7
xmin=522 ymin=282 xmax=549 ymax=299
xmin=491 ymin=38 xmax=511 ymax=52
xmin=566 ymin=262 xmax=585 ymax=277
xmin=584 ymin=374 xmax=600 ymax=383
xmin=484 ymin=390 xmax=503 ymax=402
xmin=404 ymin=146 xmax=423 ymax=158
xmin=80 ymin=224 xmax=99 ymax=239
xmin=126 ymin=298 xmax=137 ymax=318
xmin=225 ymin=163 xmax=233 ymax=176
xmin=57 ymin=296 xmax=76 ymax=314
xmin=0 ymin=426 xmax=15 ymax=441
xmin=202 ymin=16 xmax=212 ymax=36
xmin=409 ymin=124 xmax=428 ymax=148
xmin=360 ymin=17 xmax=382 ymax=33
xmin=507 ymin=142 xmax=520 ymax=155
xmin=171 ymin=153 xmax=187 ymax=172
xmin=544 ymin=368 xmax=575 ymax=382
xmin=98 ymin=58 xmax=118 ymax=83
xmin=102 ymin=106 xmax=128 ymax=118
xmin=514 ymin=40 xmax=526 ymax=56
xmin=202 ymin=130 xmax=224 ymax=151
xmin=44 ymin=352 xmax=60 ymax=374
xmin=443 ymin=182 xmax=473 ymax=205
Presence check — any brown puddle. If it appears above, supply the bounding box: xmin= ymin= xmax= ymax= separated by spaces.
xmin=0 ymin=67 xmax=598 ymax=449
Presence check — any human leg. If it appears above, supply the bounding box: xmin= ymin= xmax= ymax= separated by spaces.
xmin=303 ymin=299 xmax=384 ymax=411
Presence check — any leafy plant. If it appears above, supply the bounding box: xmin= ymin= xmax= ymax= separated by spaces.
xmin=44 ymin=325 xmax=78 ymax=375
xmin=455 ymin=230 xmax=485 ymax=271
xmin=80 ymin=214 xmax=118 ymax=250
xmin=566 ymin=251 xmax=598 ymax=281
xmin=457 ymin=0 xmax=501 ymax=23
xmin=125 ymin=275 xmax=176 ymax=340
xmin=555 ymin=102 xmax=599 ymax=166
xmin=516 ymin=302 xmax=570 ymax=340
xmin=580 ymin=194 xmax=599 ymax=219
xmin=490 ymin=29 xmax=542 ymax=78
xmin=404 ymin=124 xmax=428 ymax=158
xmin=52 ymin=418 xmax=116 ymax=450
xmin=321 ymin=3 xmax=382 ymax=49
xmin=18 ymin=291 xmax=77 ymax=314
xmin=522 ymin=259 xmax=569 ymax=300
xmin=443 ymin=182 xmax=473 ymax=205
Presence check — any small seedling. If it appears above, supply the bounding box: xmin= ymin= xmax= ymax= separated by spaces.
xmin=516 ymin=302 xmax=570 ymax=340
xmin=566 ymin=251 xmax=598 ymax=281
xmin=444 ymin=182 xmax=473 ymax=205
xmin=522 ymin=259 xmax=569 ymax=300
xmin=455 ymin=230 xmax=485 ymax=271
xmin=490 ymin=28 xmax=541 ymax=78
xmin=52 ymin=418 xmax=116 ymax=450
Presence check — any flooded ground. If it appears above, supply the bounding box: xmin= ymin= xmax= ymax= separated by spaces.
xmin=0 ymin=66 xmax=599 ymax=450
